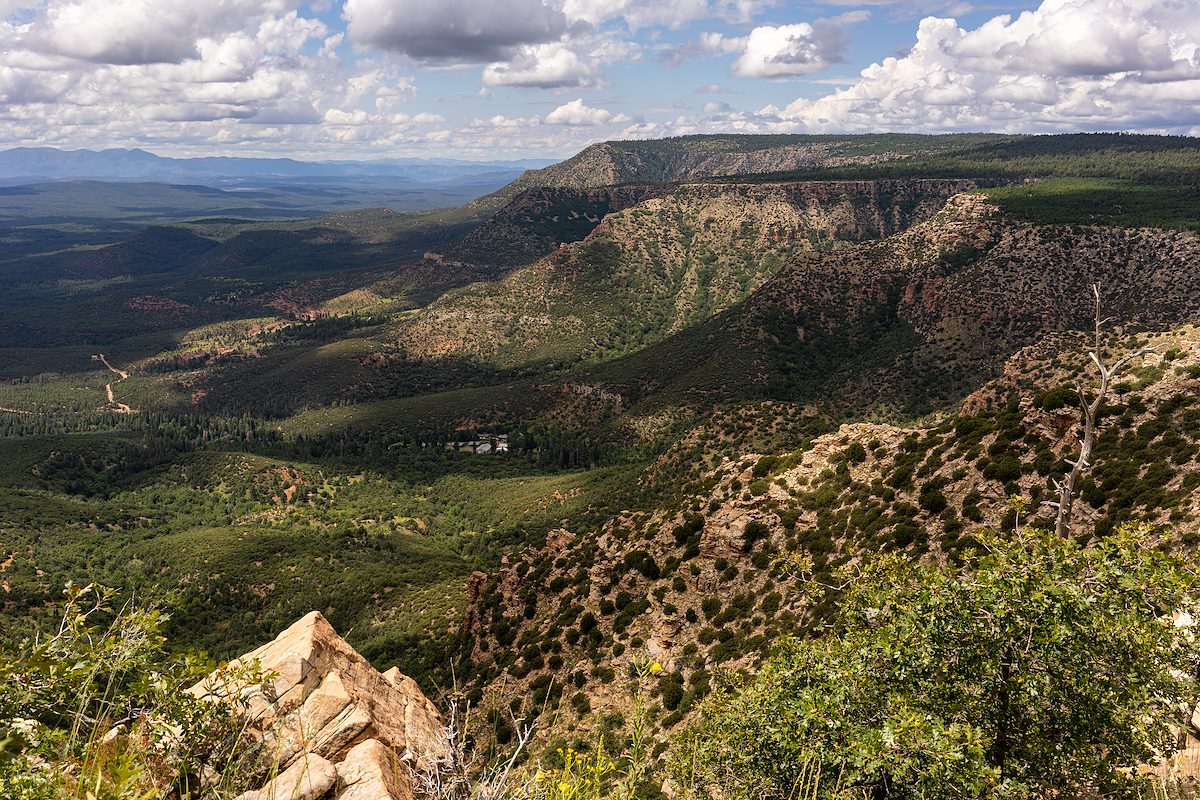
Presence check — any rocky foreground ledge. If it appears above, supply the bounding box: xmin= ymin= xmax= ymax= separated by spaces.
xmin=188 ymin=611 xmax=447 ymax=800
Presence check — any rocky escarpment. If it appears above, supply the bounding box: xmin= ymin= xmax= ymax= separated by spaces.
xmin=443 ymin=184 xmax=676 ymax=270
xmin=189 ymin=611 xmax=446 ymax=800
xmin=595 ymin=192 xmax=1200 ymax=414
xmin=391 ymin=179 xmax=977 ymax=368
xmin=475 ymin=135 xmax=925 ymax=210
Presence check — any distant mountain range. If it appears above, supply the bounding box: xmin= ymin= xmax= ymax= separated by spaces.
xmin=0 ymin=146 xmax=554 ymax=188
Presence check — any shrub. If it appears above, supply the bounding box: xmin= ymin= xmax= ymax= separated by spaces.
xmin=752 ymin=456 xmax=779 ymax=478
xmin=984 ymin=454 xmax=1023 ymax=483
xmin=742 ymin=520 xmax=770 ymax=551
xmin=673 ymin=515 xmax=705 ymax=545
xmin=624 ymin=551 xmax=661 ymax=580
xmin=1034 ymin=385 xmax=1079 ymax=411
xmin=685 ymin=524 xmax=1200 ymax=800
xmin=658 ymin=673 xmax=685 ymax=712
xmin=918 ymin=485 xmax=949 ymax=514
xmin=0 ymin=584 xmax=261 ymax=800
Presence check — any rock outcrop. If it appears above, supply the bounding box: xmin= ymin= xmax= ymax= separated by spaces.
xmin=394 ymin=180 xmax=975 ymax=369
xmin=189 ymin=611 xmax=446 ymax=800
xmin=474 ymin=137 xmax=927 ymax=210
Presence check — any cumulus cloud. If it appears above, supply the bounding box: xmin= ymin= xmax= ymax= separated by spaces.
xmin=544 ymin=97 xmax=631 ymax=124
xmin=14 ymin=0 xmax=298 ymax=65
xmin=470 ymin=113 xmax=542 ymax=128
xmin=0 ymin=63 xmax=74 ymax=103
xmin=732 ymin=15 xmax=865 ymax=77
xmin=0 ymin=0 xmax=443 ymax=157
xmin=5 ymin=0 xmax=1199 ymax=161
xmin=343 ymin=0 xmax=568 ymax=63
xmin=614 ymin=107 xmax=788 ymax=140
xmin=482 ymin=42 xmax=598 ymax=88
xmin=665 ymin=11 xmax=865 ymax=75
xmin=773 ymin=0 xmax=1200 ymax=132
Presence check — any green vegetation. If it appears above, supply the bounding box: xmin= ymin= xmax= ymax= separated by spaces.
xmin=3 ymin=132 xmax=1200 ymax=799
xmin=0 ymin=413 xmax=655 ymax=687
xmin=0 ymin=583 xmax=262 ymax=800
xmin=689 ymin=521 xmax=1200 ymax=799
xmin=984 ymin=178 xmax=1200 ymax=230
xmin=733 ymin=133 xmax=1200 ymax=189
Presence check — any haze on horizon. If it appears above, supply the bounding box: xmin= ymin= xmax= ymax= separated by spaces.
xmin=1 ymin=0 xmax=1198 ymax=162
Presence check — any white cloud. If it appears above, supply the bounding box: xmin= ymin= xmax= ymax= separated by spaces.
xmin=732 ymin=23 xmax=830 ymax=77
xmin=5 ymin=0 xmax=1199 ymax=161
xmin=0 ymin=64 xmax=75 ymax=103
xmin=343 ymin=0 xmax=567 ymax=63
xmin=15 ymin=0 xmax=297 ymax=65
xmin=186 ymin=34 xmax=260 ymax=83
xmin=324 ymin=108 xmax=369 ymax=125
xmin=0 ymin=1 xmax=441 ymax=157
xmin=665 ymin=12 xmax=864 ymax=74
xmin=471 ymin=113 xmax=542 ymax=128
xmin=774 ymin=0 xmax=1200 ymax=132
xmin=661 ymin=31 xmax=744 ymax=66
xmin=615 ymin=106 xmax=800 ymax=140
xmin=482 ymin=42 xmax=598 ymax=88
xmin=544 ymin=97 xmax=631 ymax=124
xmin=732 ymin=13 xmax=867 ymax=78
xmin=256 ymin=12 xmax=327 ymax=55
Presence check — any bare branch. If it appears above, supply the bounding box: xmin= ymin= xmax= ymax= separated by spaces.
xmin=1054 ymin=284 xmax=1150 ymax=537
xmin=407 ymin=698 xmax=540 ymax=800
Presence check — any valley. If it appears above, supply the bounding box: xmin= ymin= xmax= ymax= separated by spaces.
xmin=2 ymin=132 xmax=1200 ymax=796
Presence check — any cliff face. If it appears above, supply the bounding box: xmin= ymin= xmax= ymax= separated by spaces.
xmin=392 ymin=179 xmax=977 ymax=369
xmin=597 ymin=193 xmax=1200 ymax=414
xmin=748 ymin=194 xmax=1200 ymax=406
xmin=474 ymin=135 xmax=926 ymax=210
xmin=444 ymin=183 xmax=677 ymax=270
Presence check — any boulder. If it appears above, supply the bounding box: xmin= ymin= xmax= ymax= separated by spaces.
xmin=235 ymin=753 xmax=337 ymax=800
xmin=336 ymin=738 xmax=413 ymax=800
xmin=191 ymin=611 xmax=446 ymax=800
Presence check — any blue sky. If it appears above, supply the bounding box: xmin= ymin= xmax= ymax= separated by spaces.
xmin=1 ymin=0 xmax=1198 ymax=160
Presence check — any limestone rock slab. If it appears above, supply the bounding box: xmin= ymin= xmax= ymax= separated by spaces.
xmin=234 ymin=753 xmax=337 ymax=800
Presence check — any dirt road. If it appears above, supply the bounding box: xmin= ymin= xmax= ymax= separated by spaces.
xmin=94 ymin=354 xmax=135 ymax=413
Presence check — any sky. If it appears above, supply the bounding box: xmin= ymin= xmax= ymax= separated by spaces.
xmin=1 ymin=0 xmax=1199 ymax=161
